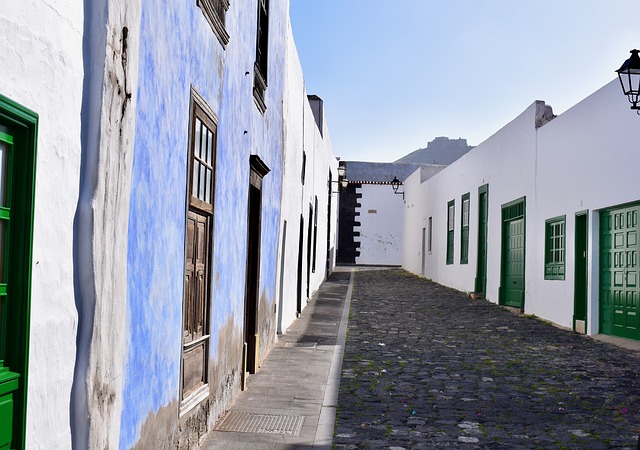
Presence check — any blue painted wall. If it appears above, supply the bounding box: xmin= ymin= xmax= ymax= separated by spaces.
xmin=120 ymin=1 xmax=286 ymax=447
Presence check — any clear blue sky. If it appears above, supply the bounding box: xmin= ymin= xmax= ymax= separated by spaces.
xmin=289 ymin=1 xmax=640 ymax=162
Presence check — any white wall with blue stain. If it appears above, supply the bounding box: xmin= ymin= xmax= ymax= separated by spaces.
xmin=120 ymin=0 xmax=286 ymax=447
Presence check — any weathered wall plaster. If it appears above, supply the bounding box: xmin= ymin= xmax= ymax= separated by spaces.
xmin=0 ymin=2 xmax=83 ymax=448
xmin=74 ymin=1 xmax=143 ymax=448
xmin=120 ymin=0 xmax=288 ymax=447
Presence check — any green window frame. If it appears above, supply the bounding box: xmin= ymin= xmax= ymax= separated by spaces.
xmin=460 ymin=193 xmax=470 ymax=264
xmin=446 ymin=200 xmax=454 ymax=265
xmin=545 ymin=215 xmax=566 ymax=280
xmin=0 ymin=94 xmax=38 ymax=450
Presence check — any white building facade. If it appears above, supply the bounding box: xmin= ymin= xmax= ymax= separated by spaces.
xmin=402 ymin=80 xmax=640 ymax=342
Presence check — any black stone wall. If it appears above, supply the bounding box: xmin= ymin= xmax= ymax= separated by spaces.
xmin=337 ymin=183 xmax=361 ymax=264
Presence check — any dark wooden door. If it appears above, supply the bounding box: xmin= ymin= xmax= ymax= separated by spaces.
xmin=182 ymin=210 xmax=210 ymax=398
xmin=244 ymin=184 xmax=261 ymax=373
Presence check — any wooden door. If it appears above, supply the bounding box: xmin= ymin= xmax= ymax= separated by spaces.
xmin=182 ymin=210 xmax=210 ymax=398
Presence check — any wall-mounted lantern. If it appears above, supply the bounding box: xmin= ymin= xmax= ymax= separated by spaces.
xmin=331 ymin=162 xmax=348 ymax=194
xmin=390 ymin=176 xmax=404 ymax=199
xmin=616 ymin=49 xmax=640 ymax=114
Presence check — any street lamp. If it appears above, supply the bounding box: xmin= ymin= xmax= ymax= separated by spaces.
xmin=337 ymin=164 xmax=346 ymax=179
xmin=331 ymin=162 xmax=348 ymax=194
xmin=390 ymin=176 xmax=404 ymax=199
xmin=616 ymin=49 xmax=640 ymax=113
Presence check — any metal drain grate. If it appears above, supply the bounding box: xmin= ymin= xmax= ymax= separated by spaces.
xmin=215 ymin=412 xmax=305 ymax=435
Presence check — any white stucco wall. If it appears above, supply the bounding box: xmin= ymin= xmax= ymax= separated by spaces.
xmin=278 ymin=22 xmax=337 ymax=335
xmin=354 ymin=184 xmax=404 ymax=265
xmin=534 ymin=79 xmax=640 ymax=331
xmin=0 ymin=2 xmax=83 ymax=448
xmin=403 ymin=102 xmax=542 ymax=304
xmin=403 ymin=80 xmax=640 ymax=335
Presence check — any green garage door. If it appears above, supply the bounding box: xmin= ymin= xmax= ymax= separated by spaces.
xmin=600 ymin=204 xmax=640 ymax=340
xmin=500 ymin=198 xmax=526 ymax=309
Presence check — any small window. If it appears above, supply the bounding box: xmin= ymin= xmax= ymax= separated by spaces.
xmin=460 ymin=193 xmax=470 ymax=264
xmin=446 ymin=200 xmax=454 ymax=265
xmin=545 ymin=216 xmax=566 ymax=280
xmin=253 ymin=0 xmax=269 ymax=113
xmin=197 ymin=0 xmax=230 ymax=48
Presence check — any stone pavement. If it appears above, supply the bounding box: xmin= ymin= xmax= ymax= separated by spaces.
xmin=201 ymin=267 xmax=353 ymax=450
xmin=334 ymin=268 xmax=640 ymax=449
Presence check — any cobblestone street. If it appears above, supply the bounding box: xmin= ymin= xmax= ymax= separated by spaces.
xmin=334 ymin=268 xmax=640 ymax=449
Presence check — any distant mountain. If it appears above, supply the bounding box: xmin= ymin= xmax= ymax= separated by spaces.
xmin=395 ymin=137 xmax=474 ymax=165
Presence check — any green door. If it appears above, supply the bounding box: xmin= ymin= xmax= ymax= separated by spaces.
xmin=0 ymin=95 xmax=38 ymax=450
xmin=500 ymin=198 xmax=525 ymax=309
xmin=573 ymin=213 xmax=588 ymax=333
xmin=0 ymin=130 xmax=20 ymax=450
xmin=474 ymin=185 xmax=488 ymax=296
xmin=600 ymin=204 xmax=640 ymax=340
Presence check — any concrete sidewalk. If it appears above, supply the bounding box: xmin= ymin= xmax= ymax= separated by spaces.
xmin=201 ymin=267 xmax=353 ymax=450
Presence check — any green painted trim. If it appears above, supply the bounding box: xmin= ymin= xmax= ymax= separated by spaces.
xmin=599 ymin=203 xmax=640 ymax=340
xmin=0 ymin=132 xmax=13 ymax=145
xmin=501 ymin=196 xmax=526 ymax=214
xmin=446 ymin=199 xmax=455 ymax=265
xmin=460 ymin=192 xmax=470 ymax=264
xmin=474 ymin=184 xmax=489 ymax=296
xmin=573 ymin=211 xmax=589 ymax=333
xmin=544 ymin=215 xmax=566 ymax=281
xmin=0 ymin=93 xmax=38 ymax=450
xmin=499 ymin=197 xmax=526 ymax=308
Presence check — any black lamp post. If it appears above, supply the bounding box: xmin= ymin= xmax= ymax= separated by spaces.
xmin=616 ymin=49 xmax=640 ymax=113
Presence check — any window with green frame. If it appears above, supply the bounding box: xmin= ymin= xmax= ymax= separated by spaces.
xmin=545 ymin=216 xmax=566 ymax=280
xmin=446 ymin=200 xmax=454 ymax=265
xmin=460 ymin=193 xmax=470 ymax=264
